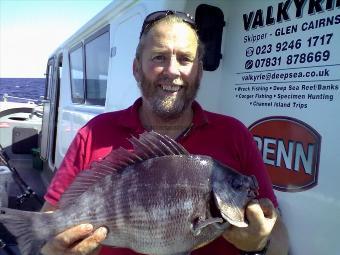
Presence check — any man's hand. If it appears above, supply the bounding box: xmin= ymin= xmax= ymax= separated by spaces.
xmin=40 ymin=224 xmax=108 ymax=255
xmin=223 ymin=198 xmax=277 ymax=252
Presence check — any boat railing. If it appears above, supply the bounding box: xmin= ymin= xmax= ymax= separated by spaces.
xmin=0 ymin=94 xmax=44 ymax=119
xmin=1 ymin=93 xmax=41 ymax=104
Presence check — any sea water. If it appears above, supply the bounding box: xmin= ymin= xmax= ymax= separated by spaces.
xmin=0 ymin=78 xmax=45 ymax=102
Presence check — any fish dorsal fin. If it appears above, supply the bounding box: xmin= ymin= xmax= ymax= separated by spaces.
xmin=58 ymin=162 xmax=119 ymax=208
xmin=135 ymin=131 xmax=189 ymax=156
xmin=59 ymin=131 xmax=188 ymax=208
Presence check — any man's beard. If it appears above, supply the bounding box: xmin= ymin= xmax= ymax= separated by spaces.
xmin=139 ymin=72 xmax=200 ymax=120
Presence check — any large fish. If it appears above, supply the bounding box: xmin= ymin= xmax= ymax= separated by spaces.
xmin=0 ymin=131 xmax=259 ymax=255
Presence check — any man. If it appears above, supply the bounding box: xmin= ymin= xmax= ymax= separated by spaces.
xmin=41 ymin=11 xmax=289 ymax=255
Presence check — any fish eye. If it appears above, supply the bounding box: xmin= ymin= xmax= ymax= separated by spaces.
xmin=231 ymin=178 xmax=243 ymax=190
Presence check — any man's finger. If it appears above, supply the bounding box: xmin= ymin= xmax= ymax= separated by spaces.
xmin=258 ymin=198 xmax=277 ymax=219
xmin=54 ymin=224 xmax=94 ymax=248
xmin=246 ymin=199 xmax=265 ymax=225
xmin=70 ymin=227 xmax=108 ymax=255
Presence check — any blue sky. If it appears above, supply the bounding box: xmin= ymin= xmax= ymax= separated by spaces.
xmin=0 ymin=0 xmax=112 ymax=78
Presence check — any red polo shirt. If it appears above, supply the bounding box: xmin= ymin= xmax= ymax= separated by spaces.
xmin=45 ymin=98 xmax=276 ymax=255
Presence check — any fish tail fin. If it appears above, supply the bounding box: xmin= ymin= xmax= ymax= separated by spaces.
xmin=0 ymin=207 xmax=53 ymax=255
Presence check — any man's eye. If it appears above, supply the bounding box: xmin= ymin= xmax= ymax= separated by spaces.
xmin=152 ymin=55 xmax=166 ymax=62
xmin=179 ymin=56 xmax=193 ymax=64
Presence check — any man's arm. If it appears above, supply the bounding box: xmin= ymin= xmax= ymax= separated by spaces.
xmin=40 ymin=201 xmax=107 ymax=255
xmin=266 ymin=213 xmax=289 ymax=255
xmin=223 ymin=198 xmax=289 ymax=255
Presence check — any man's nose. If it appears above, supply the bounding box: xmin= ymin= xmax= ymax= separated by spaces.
xmin=164 ymin=56 xmax=180 ymax=78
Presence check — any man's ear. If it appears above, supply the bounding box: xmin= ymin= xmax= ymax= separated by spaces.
xmin=133 ymin=58 xmax=141 ymax=82
xmin=198 ymin=60 xmax=203 ymax=80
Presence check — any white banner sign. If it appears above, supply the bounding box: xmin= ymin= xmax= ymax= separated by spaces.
xmin=222 ymin=1 xmax=340 ymax=254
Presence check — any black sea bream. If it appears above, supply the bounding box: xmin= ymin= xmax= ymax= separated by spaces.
xmin=0 ymin=131 xmax=259 ymax=255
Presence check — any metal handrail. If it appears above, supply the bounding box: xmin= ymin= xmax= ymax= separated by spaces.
xmin=2 ymin=93 xmax=39 ymax=104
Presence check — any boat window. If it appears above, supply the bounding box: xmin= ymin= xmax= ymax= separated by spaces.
xmin=69 ymin=44 xmax=85 ymax=104
xmin=45 ymin=58 xmax=54 ymax=99
xmin=195 ymin=4 xmax=225 ymax=71
xmin=84 ymin=25 xmax=110 ymax=106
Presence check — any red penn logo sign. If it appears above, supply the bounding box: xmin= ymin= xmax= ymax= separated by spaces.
xmin=249 ymin=116 xmax=321 ymax=192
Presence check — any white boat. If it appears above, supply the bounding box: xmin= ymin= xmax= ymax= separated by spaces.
xmin=0 ymin=94 xmax=43 ymax=147
xmin=1 ymin=0 xmax=340 ymax=254
xmin=0 ymin=93 xmax=44 ymax=204
xmin=0 ymin=94 xmax=44 ymax=253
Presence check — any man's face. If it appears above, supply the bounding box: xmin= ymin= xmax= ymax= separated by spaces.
xmin=134 ymin=21 xmax=202 ymax=120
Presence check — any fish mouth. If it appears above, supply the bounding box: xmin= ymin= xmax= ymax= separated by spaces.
xmin=211 ymin=189 xmax=251 ymax=228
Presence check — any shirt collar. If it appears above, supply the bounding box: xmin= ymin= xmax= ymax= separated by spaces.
xmin=119 ymin=97 xmax=209 ymax=132
xmin=117 ymin=98 xmax=144 ymax=133
xmin=191 ymin=100 xmax=209 ymax=128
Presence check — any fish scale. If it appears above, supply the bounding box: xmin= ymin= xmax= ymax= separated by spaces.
xmin=0 ymin=131 xmax=258 ymax=255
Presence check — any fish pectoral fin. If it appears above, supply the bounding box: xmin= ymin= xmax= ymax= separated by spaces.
xmin=190 ymin=217 xmax=224 ymax=236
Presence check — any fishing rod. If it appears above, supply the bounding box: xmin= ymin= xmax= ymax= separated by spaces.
xmin=0 ymin=144 xmax=44 ymax=207
xmin=0 ymin=146 xmax=43 ymax=252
